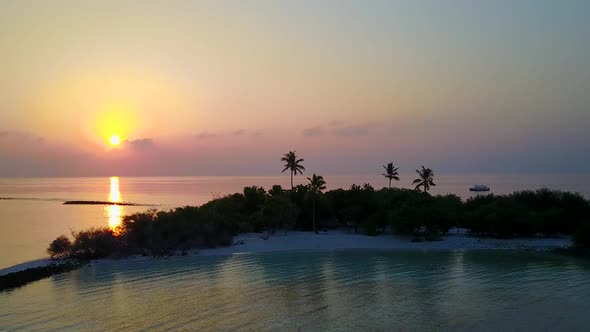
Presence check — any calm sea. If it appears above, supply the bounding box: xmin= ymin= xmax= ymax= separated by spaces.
xmin=1 ymin=174 xmax=589 ymax=269
xmin=1 ymin=250 xmax=589 ymax=330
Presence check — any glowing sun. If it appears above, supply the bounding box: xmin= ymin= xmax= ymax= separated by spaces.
xmin=109 ymin=134 xmax=121 ymax=146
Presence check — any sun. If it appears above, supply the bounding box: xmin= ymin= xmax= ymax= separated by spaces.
xmin=109 ymin=134 xmax=121 ymax=146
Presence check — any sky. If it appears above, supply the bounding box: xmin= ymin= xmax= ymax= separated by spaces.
xmin=1 ymin=0 xmax=589 ymax=177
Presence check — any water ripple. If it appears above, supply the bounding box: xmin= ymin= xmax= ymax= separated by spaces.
xmin=1 ymin=250 xmax=590 ymax=331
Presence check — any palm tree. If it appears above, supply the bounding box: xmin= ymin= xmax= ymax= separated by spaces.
xmin=412 ymin=166 xmax=436 ymax=193
xmin=382 ymin=162 xmax=400 ymax=189
xmin=281 ymin=151 xmax=305 ymax=190
xmin=307 ymin=174 xmax=326 ymax=234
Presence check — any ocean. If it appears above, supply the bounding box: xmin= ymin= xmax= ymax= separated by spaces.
xmin=1 ymin=174 xmax=589 ymax=269
xmin=1 ymin=250 xmax=590 ymax=330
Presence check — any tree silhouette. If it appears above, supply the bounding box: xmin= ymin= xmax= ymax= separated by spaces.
xmin=412 ymin=166 xmax=436 ymax=193
xmin=47 ymin=235 xmax=72 ymax=259
xmin=382 ymin=162 xmax=400 ymax=189
xmin=281 ymin=151 xmax=305 ymax=190
xmin=307 ymin=174 xmax=327 ymax=233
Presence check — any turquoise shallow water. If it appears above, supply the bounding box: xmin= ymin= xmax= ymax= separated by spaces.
xmin=1 ymin=250 xmax=590 ymax=331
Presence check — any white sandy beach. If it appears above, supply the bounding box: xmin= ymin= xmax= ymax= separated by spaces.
xmin=198 ymin=229 xmax=571 ymax=256
xmin=0 ymin=229 xmax=571 ymax=277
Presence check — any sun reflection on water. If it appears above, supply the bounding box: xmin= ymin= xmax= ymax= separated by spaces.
xmin=106 ymin=177 xmax=124 ymax=234
xmin=109 ymin=177 xmax=121 ymax=202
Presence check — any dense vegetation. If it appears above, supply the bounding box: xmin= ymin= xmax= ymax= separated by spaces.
xmin=47 ymin=185 xmax=590 ymax=261
xmin=464 ymin=190 xmax=590 ymax=238
xmin=43 ymin=152 xmax=590 ymax=264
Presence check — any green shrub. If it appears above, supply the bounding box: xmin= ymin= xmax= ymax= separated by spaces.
xmin=260 ymin=195 xmax=299 ymax=232
xmin=243 ymin=186 xmax=267 ymax=213
xmin=268 ymin=185 xmax=285 ymax=197
xmin=362 ymin=215 xmax=378 ymax=236
xmin=464 ymin=189 xmax=590 ymax=237
xmin=70 ymin=227 xmax=121 ymax=259
xmin=390 ymin=193 xmax=438 ymax=236
xmin=47 ymin=235 xmax=72 ymax=259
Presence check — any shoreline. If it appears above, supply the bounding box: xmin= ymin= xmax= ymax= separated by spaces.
xmin=197 ymin=230 xmax=571 ymax=256
xmin=0 ymin=230 xmax=572 ymax=277
xmin=0 ymin=258 xmax=52 ymax=277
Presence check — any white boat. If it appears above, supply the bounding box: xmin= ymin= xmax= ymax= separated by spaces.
xmin=469 ymin=184 xmax=490 ymax=192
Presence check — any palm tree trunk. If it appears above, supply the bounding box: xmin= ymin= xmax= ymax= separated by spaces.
xmin=388 ymin=178 xmax=391 ymax=189
xmin=290 ymin=171 xmax=294 ymax=190
xmin=312 ymin=197 xmax=316 ymax=234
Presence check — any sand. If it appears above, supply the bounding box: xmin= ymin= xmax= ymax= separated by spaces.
xmin=198 ymin=229 xmax=571 ymax=256
xmin=0 ymin=229 xmax=572 ymax=277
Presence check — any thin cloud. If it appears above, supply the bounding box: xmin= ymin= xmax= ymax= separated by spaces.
xmin=302 ymin=126 xmax=323 ymax=137
xmin=332 ymin=124 xmax=371 ymax=137
xmin=124 ymin=138 xmax=154 ymax=150
xmin=195 ymin=132 xmax=217 ymax=139
xmin=328 ymin=120 xmax=346 ymax=127
xmin=233 ymin=129 xmax=245 ymax=136
xmin=0 ymin=130 xmax=45 ymax=143
xmin=194 ymin=129 xmax=262 ymax=141
xmin=300 ymin=122 xmax=372 ymax=137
